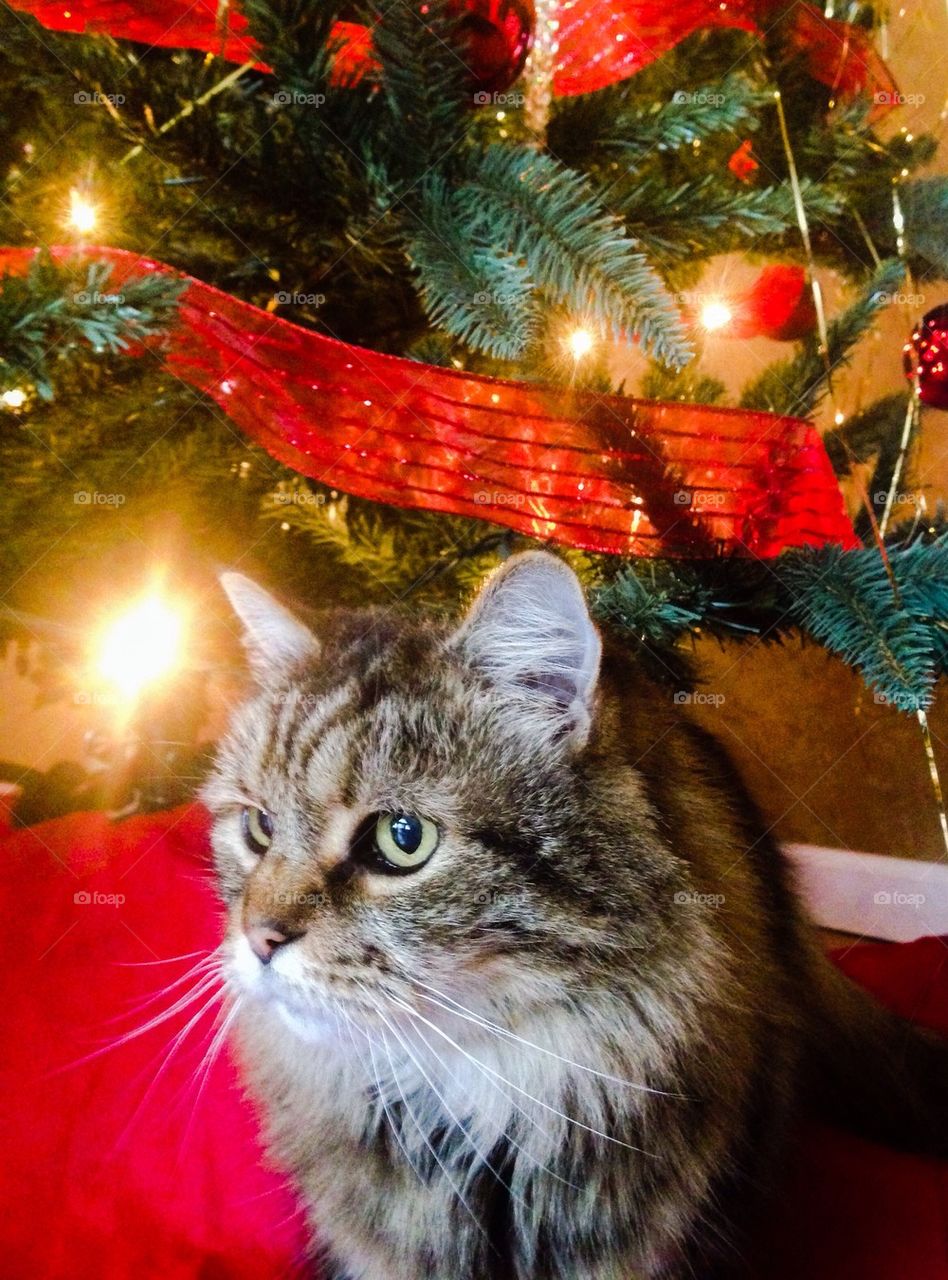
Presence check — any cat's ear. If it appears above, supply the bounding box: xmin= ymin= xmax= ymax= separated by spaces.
xmin=220 ymin=573 xmax=319 ymax=681
xmin=452 ymin=551 xmax=601 ymax=747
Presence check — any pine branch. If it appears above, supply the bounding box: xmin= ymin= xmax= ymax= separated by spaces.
xmin=883 ymin=177 xmax=948 ymax=276
xmin=372 ymin=1 xmax=472 ymax=181
xmin=0 ymin=253 xmax=185 ymax=400
xmin=405 ymin=178 xmax=541 ymax=358
xmin=614 ymin=175 xmax=842 ymax=264
xmin=739 ymin=258 xmax=905 ymax=417
xmin=457 ymin=145 xmax=691 ymax=367
xmin=823 ymin=393 xmax=909 ymax=476
xmin=777 ymin=545 xmax=935 ymax=711
xmin=640 ymin=361 xmax=728 ymax=406
xmin=593 ymin=568 xmax=712 ymax=647
xmin=591 ymin=74 xmax=765 ymax=159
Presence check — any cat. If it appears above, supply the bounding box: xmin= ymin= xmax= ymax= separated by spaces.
xmin=203 ymin=550 xmax=948 ymax=1280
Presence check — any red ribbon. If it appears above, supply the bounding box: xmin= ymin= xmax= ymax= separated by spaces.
xmin=7 ymin=0 xmax=896 ymax=102
xmin=0 ymin=247 xmax=856 ymax=558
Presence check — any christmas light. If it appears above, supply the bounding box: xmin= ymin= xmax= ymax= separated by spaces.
xmin=96 ymin=595 xmax=185 ymax=700
xmin=1 ymin=389 xmax=27 ymax=409
xmin=67 ymin=189 xmax=98 ymax=234
xmin=566 ymin=327 xmax=594 ymax=359
xmin=700 ymin=300 xmax=732 ymax=332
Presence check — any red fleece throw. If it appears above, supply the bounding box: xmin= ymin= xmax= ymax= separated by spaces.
xmin=0 ymin=804 xmax=945 ymax=1279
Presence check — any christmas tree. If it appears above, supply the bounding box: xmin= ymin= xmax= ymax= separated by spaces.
xmin=1 ymin=0 xmax=947 ymax=817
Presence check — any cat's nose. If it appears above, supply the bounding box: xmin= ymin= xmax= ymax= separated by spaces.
xmin=246 ymin=922 xmax=299 ymax=965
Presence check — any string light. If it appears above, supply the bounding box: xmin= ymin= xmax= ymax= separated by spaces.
xmin=1 ymin=389 xmax=27 ymax=409
xmin=96 ymin=595 xmax=185 ymax=700
xmin=67 ymin=189 xmax=98 ymax=234
xmin=700 ymin=300 xmax=732 ymax=332
xmin=566 ymin=327 xmax=594 ymax=359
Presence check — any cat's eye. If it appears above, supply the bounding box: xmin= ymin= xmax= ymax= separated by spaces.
xmin=241 ymin=806 xmax=274 ymax=856
xmin=369 ymin=812 xmax=440 ymax=874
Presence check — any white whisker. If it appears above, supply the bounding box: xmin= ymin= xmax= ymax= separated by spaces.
xmin=372 ymin=1009 xmax=491 ymax=1247
xmin=408 ymin=977 xmax=684 ymax=1099
xmin=394 ymin=1006 xmax=580 ymax=1192
xmin=386 ymin=995 xmax=657 ymax=1159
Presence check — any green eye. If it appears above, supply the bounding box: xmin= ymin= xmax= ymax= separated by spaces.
xmin=241 ymin=806 xmax=273 ymax=856
xmin=373 ymin=813 xmax=439 ymax=873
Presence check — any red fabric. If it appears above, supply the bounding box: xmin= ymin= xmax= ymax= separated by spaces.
xmin=2 ymin=804 xmax=947 ymax=1279
xmin=7 ymin=0 xmax=896 ymax=104
xmin=0 ymin=246 xmax=857 ymax=559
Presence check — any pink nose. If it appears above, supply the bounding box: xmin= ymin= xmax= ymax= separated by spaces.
xmin=246 ymin=924 xmax=293 ymax=965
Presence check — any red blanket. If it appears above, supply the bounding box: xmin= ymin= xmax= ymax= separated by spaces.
xmin=1 ymin=804 xmax=946 ymax=1279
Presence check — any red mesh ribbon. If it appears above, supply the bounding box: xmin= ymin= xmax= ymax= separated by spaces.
xmin=0 ymin=246 xmax=856 ymax=558
xmin=8 ymin=0 xmax=896 ymax=102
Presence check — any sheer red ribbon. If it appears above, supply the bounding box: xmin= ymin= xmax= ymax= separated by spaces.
xmin=0 ymin=246 xmax=857 ymax=558
xmin=7 ymin=0 xmax=896 ymax=103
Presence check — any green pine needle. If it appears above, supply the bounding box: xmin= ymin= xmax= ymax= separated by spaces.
xmin=456 ymin=145 xmax=691 ymax=367
xmin=0 ymin=253 xmax=185 ymax=400
xmin=777 ymin=545 xmax=935 ymax=712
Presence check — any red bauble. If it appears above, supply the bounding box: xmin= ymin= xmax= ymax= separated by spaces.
xmin=742 ymin=264 xmax=817 ymax=341
xmin=904 ymin=304 xmax=948 ymax=411
xmin=448 ymin=0 xmax=534 ymax=95
xmin=728 ymin=139 xmax=759 ymax=183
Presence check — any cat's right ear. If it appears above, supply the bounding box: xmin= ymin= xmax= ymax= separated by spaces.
xmin=220 ymin=573 xmax=320 ymax=682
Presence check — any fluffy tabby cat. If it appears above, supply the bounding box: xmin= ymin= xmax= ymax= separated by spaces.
xmin=203 ymin=551 xmax=948 ymax=1280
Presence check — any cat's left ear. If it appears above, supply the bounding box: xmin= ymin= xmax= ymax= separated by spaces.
xmin=452 ymin=551 xmax=601 ymax=748
xmin=220 ymin=573 xmax=320 ymax=682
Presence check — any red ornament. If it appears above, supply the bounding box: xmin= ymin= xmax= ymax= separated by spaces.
xmin=735 ymin=265 xmax=817 ymax=341
xmin=450 ymin=0 xmax=534 ymax=95
xmin=7 ymin=0 xmax=898 ymax=104
xmin=904 ymin=304 xmax=948 ymax=411
xmin=691 ymin=266 xmax=817 ymax=342
xmin=0 ymin=246 xmax=857 ymax=560
xmin=728 ymin=139 xmax=759 ymax=183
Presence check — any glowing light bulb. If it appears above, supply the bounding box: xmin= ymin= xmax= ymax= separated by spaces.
xmin=567 ymin=327 xmax=594 ymax=359
xmin=68 ymin=189 xmax=98 ymax=234
xmin=834 ymin=410 xmax=845 ymax=425
xmin=96 ymin=595 xmax=184 ymax=699
xmin=1 ymin=388 xmax=27 ymax=409
xmin=700 ymin=300 xmax=732 ymax=332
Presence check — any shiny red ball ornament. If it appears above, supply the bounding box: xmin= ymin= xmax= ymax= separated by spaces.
xmin=904 ymin=304 xmax=948 ymax=411
xmin=448 ymin=0 xmax=534 ymax=95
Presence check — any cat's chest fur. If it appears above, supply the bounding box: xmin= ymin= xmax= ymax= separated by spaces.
xmin=233 ymin=979 xmax=742 ymax=1280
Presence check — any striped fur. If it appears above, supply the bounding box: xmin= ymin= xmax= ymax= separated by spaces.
xmin=204 ymin=552 xmax=948 ymax=1280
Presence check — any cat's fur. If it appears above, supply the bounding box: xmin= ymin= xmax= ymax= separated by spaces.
xmin=204 ymin=552 xmax=948 ymax=1280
